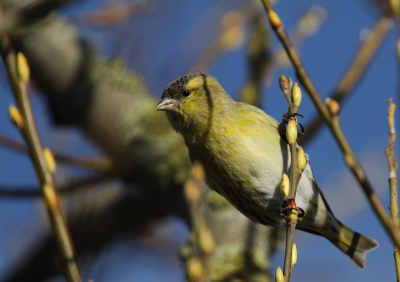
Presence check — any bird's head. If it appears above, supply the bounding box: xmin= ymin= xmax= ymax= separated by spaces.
xmin=156 ymin=73 xmax=231 ymax=140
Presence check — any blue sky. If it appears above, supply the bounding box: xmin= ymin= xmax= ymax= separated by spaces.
xmin=0 ymin=0 xmax=398 ymax=281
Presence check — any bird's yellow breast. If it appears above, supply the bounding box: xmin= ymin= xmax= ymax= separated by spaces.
xmin=186 ymin=102 xmax=287 ymax=195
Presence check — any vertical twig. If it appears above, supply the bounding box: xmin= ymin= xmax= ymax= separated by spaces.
xmin=278 ymin=76 xmax=304 ymax=282
xmin=385 ymin=99 xmax=400 ymax=281
xmin=183 ymin=163 xmax=215 ymax=282
xmin=0 ymin=38 xmax=81 ymax=282
xmin=260 ymin=0 xmax=400 ymax=250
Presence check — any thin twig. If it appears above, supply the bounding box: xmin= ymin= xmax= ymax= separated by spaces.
xmin=283 ymin=143 xmax=298 ymax=281
xmin=73 ymin=0 xmax=150 ymax=27
xmin=384 ymin=99 xmax=400 ymax=281
xmin=300 ymin=14 xmax=394 ymax=145
xmin=0 ymin=38 xmax=81 ymax=282
xmin=260 ymin=0 xmax=400 ymax=249
xmin=189 ymin=4 xmax=251 ymax=73
xmin=183 ymin=163 xmax=214 ymax=282
xmin=0 ymin=133 xmax=112 ymax=170
xmin=278 ymin=75 xmax=303 ymax=281
xmin=0 ymin=173 xmax=115 ymax=198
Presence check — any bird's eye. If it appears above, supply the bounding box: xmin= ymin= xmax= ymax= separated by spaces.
xmin=182 ymin=89 xmax=191 ymax=97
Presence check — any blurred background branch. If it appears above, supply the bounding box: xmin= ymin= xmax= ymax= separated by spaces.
xmin=1 ymin=1 xmax=283 ymax=281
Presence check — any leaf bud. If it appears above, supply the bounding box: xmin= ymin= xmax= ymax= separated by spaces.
xmin=291 ymin=83 xmax=302 ymax=105
xmin=275 ymin=266 xmax=284 ymax=282
xmin=280 ymin=173 xmax=290 ymax=198
xmin=286 ymin=119 xmax=297 ymax=144
xmin=297 ymin=146 xmax=307 ymax=171
xmin=17 ymin=52 xmax=30 ymax=84
xmin=8 ymin=105 xmax=23 ymax=128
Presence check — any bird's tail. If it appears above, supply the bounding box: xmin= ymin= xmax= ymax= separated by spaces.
xmin=323 ymin=220 xmax=378 ymax=268
xmin=298 ymin=210 xmax=378 ymax=268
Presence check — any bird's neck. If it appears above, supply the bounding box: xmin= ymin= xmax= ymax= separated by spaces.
xmin=179 ymin=100 xmax=231 ymax=146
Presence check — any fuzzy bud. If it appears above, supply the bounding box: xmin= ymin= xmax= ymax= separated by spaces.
xmin=297 ymin=147 xmax=307 ymax=172
xmin=291 ymin=83 xmax=302 ymax=105
xmin=192 ymin=162 xmax=206 ymax=182
xmin=219 ymin=11 xmax=245 ymax=51
xmin=184 ymin=179 xmax=200 ymax=204
xmin=187 ymin=258 xmax=203 ymax=281
xmin=275 ymin=266 xmax=284 ymax=282
xmin=43 ymin=184 xmax=58 ymax=211
xmin=390 ymin=0 xmax=400 ymax=17
xmin=43 ymin=148 xmax=56 ymax=173
xmin=292 ymin=242 xmax=298 ymax=266
xmin=8 ymin=105 xmax=24 ymax=128
xmin=325 ymin=98 xmax=340 ymax=116
xmin=269 ymin=10 xmax=283 ymax=30
xmin=199 ymin=228 xmax=215 ymax=256
xmin=280 ymin=174 xmax=290 ymax=198
xmin=17 ymin=52 xmax=30 ymax=84
xmin=286 ymin=119 xmax=297 ymax=144
xmin=344 ymin=153 xmax=354 ymax=167
xmin=279 ymin=75 xmax=289 ymax=93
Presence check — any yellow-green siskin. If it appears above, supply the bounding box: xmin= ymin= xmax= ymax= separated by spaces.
xmin=156 ymin=73 xmax=378 ymax=268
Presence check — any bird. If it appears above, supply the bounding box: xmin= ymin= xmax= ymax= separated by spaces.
xmin=155 ymin=73 xmax=378 ymax=268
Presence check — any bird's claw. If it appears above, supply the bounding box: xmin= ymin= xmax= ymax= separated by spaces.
xmin=279 ymin=198 xmax=305 ymax=219
xmin=283 ymin=112 xmax=303 ymax=121
xmin=279 ymin=113 xmax=305 ymax=138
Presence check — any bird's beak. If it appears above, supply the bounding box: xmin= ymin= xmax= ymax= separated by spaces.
xmin=155 ymin=97 xmax=179 ymax=112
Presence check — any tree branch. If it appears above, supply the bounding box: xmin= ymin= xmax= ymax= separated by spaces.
xmin=260 ymin=0 xmax=400 ymax=250
xmin=0 ymin=39 xmax=81 ymax=281
xmin=384 ymin=99 xmax=400 ymax=281
xmin=300 ymin=13 xmax=394 ymax=145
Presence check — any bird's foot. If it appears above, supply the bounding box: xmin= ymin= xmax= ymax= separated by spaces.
xmin=279 ymin=113 xmax=305 ymax=138
xmin=279 ymin=198 xmax=305 ymax=219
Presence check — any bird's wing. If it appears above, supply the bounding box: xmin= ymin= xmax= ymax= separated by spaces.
xmin=303 ymin=161 xmax=334 ymax=215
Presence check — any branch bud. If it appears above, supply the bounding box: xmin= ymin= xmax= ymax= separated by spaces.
xmin=43 ymin=147 xmax=56 ymax=173
xmin=219 ymin=11 xmax=245 ymax=51
xmin=280 ymin=174 xmax=290 ymax=198
xmin=344 ymin=153 xmax=355 ymax=168
xmin=192 ymin=162 xmax=206 ymax=182
xmin=275 ymin=266 xmax=284 ymax=282
xmin=291 ymin=83 xmax=302 ymax=106
xmin=390 ymin=0 xmax=400 ymax=17
xmin=279 ymin=75 xmax=289 ymax=93
xmin=297 ymin=146 xmax=307 ymax=171
xmin=268 ymin=10 xmax=283 ymax=30
xmin=325 ymin=97 xmax=340 ymax=116
xmin=292 ymin=242 xmax=298 ymax=266
xmin=43 ymin=184 xmax=58 ymax=211
xmin=187 ymin=258 xmax=203 ymax=281
xmin=199 ymin=228 xmax=215 ymax=256
xmin=8 ymin=105 xmax=24 ymax=128
xmin=17 ymin=52 xmax=30 ymax=84
xmin=286 ymin=119 xmax=297 ymax=144
xmin=184 ymin=179 xmax=200 ymax=204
